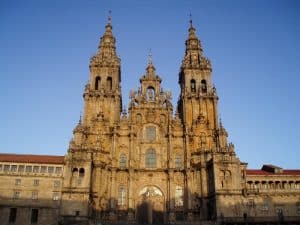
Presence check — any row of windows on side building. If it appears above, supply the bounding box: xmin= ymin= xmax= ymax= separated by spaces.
xmin=14 ymin=178 xmax=60 ymax=187
xmin=0 ymin=164 xmax=63 ymax=174
xmin=12 ymin=190 xmax=60 ymax=201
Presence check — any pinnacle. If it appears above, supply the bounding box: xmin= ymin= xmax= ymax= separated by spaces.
xmin=139 ymin=53 xmax=162 ymax=83
xmin=107 ymin=10 xmax=112 ymax=25
xmin=180 ymin=19 xmax=212 ymax=70
xmin=90 ymin=15 xmax=120 ymax=68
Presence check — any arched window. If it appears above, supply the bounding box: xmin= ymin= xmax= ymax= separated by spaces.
xmin=175 ymin=155 xmax=182 ymax=169
xmin=119 ymin=154 xmax=127 ymax=169
xmin=72 ymin=168 xmax=78 ymax=175
xmin=72 ymin=168 xmax=79 ymax=187
xmin=107 ymin=77 xmax=112 ymax=91
xmin=136 ymin=114 xmax=142 ymax=123
xmin=201 ymin=79 xmax=207 ymax=93
xmin=145 ymin=149 xmax=156 ymax=168
xmin=190 ymin=79 xmax=196 ymax=93
xmin=79 ymin=168 xmax=85 ymax=177
xmin=146 ymin=87 xmax=155 ymax=101
xmin=118 ymin=186 xmax=126 ymax=206
xmin=160 ymin=114 xmax=166 ymax=124
xmin=95 ymin=76 xmax=101 ymax=90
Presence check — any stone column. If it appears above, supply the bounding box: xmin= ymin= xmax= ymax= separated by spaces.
xmin=187 ymin=171 xmax=193 ymax=221
xmin=200 ymin=154 xmax=207 ymax=196
xmin=109 ymin=168 xmax=116 ymax=221
xmin=168 ymin=170 xmax=175 ymax=223
xmin=127 ymin=169 xmax=136 ymax=224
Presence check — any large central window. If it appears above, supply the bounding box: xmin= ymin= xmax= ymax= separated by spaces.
xmin=119 ymin=154 xmax=127 ymax=169
xmin=145 ymin=149 xmax=156 ymax=168
xmin=146 ymin=126 xmax=156 ymax=141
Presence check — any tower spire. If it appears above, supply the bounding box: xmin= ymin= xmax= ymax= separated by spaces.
xmin=180 ymin=18 xmax=211 ymax=71
xmin=90 ymin=12 xmax=120 ymax=68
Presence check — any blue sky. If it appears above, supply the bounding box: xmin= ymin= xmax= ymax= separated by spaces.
xmin=0 ymin=0 xmax=299 ymax=169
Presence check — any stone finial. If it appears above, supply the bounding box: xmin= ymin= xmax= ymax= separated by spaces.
xmin=108 ymin=10 xmax=112 ymax=25
xmin=219 ymin=117 xmax=223 ymax=128
xmin=145 ymin=52 xmax=156 ymax=77
xmin=78 ymin=112 xmax=82 ymax=124
xmin=189 ymin=12 xmax=193 ymax=29
xmin=148 ymin=48 xmax=153 ymax=65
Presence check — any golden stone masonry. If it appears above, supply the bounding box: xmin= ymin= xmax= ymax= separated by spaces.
xmin=0 ymin=16 xmax=300 ymax=225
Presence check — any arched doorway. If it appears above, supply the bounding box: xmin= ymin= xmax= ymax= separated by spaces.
xmin=136 ymin=186 xmax=165 ymax=225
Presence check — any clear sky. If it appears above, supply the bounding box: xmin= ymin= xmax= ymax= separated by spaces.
xmin=1 ymin=0 xmax=299 ymax=169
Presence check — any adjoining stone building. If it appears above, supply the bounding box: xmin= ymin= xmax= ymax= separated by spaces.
xmin=0 ymin=154 xmax=64 ymax=225
xmin=0 ymin=16 xmax=300 ymax=225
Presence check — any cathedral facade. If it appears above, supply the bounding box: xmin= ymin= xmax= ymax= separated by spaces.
xmin=0 ymin=17 xmax=300 ymax=225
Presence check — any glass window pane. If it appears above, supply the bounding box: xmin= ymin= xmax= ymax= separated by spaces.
xmin=33 ymin=179 xmax=39 ymax=186
xmin=15 ymin=179 xmax=21 ymax=186
xmin=18 ymin=165 xmax=25 ymax=172
xmin=146 ymin=126 xmax=156 ymax=141
xmin=55 ymin=167 xmax=62 ymax=174
xmin=145 ymin=149 xmax=156 ymax=168
xmin=48 ymin=167 xmax=54 ymax=173
xmin=118 ymin=186 xmax=126 ymax=206
xmin=4 ymin=165 xmax=10 ymax=171
xmin=25 ymin=166 xmax=32 ymax=173
xmin=175 ymin=186 xmax=183 ymax=207
xmin=33 ymin=166 xmax=39 ymax=173
xmin=175 ymin=155 xmax=182 ymax=169
xmin=119 ymin=154 xmax=127 ymax=169
xmin=11 ymin=165 xmax=17 ymax=172
xmin=53 ymin=192 xmax=60 ymax=200
xmin=32 ymin=191 xmax=38 ymax=200
xmin=13 ymin=191 xmax=20 ymax=199
xmin=40 ymin=166 xmax=47 ymax=173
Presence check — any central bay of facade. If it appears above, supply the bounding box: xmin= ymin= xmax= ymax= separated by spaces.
xmin=61 ymin=18 xmax=239 ymax=225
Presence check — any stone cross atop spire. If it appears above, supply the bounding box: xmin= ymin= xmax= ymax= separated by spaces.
xmin=90 ymin=11 xmax=120 ymax=68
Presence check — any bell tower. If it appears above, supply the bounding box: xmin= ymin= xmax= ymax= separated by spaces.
xmin=83 ymin=14 xmax=122 ymax=126
xmin=177 ymin=19 xmax=218 ymax=130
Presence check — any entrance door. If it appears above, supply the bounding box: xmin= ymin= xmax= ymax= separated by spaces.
xmin=136 ymin=186 xmax=164 ymax=225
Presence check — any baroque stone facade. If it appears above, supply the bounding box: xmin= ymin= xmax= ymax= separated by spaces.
xmin=0 ymin=17 xmax=300 ymax=225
